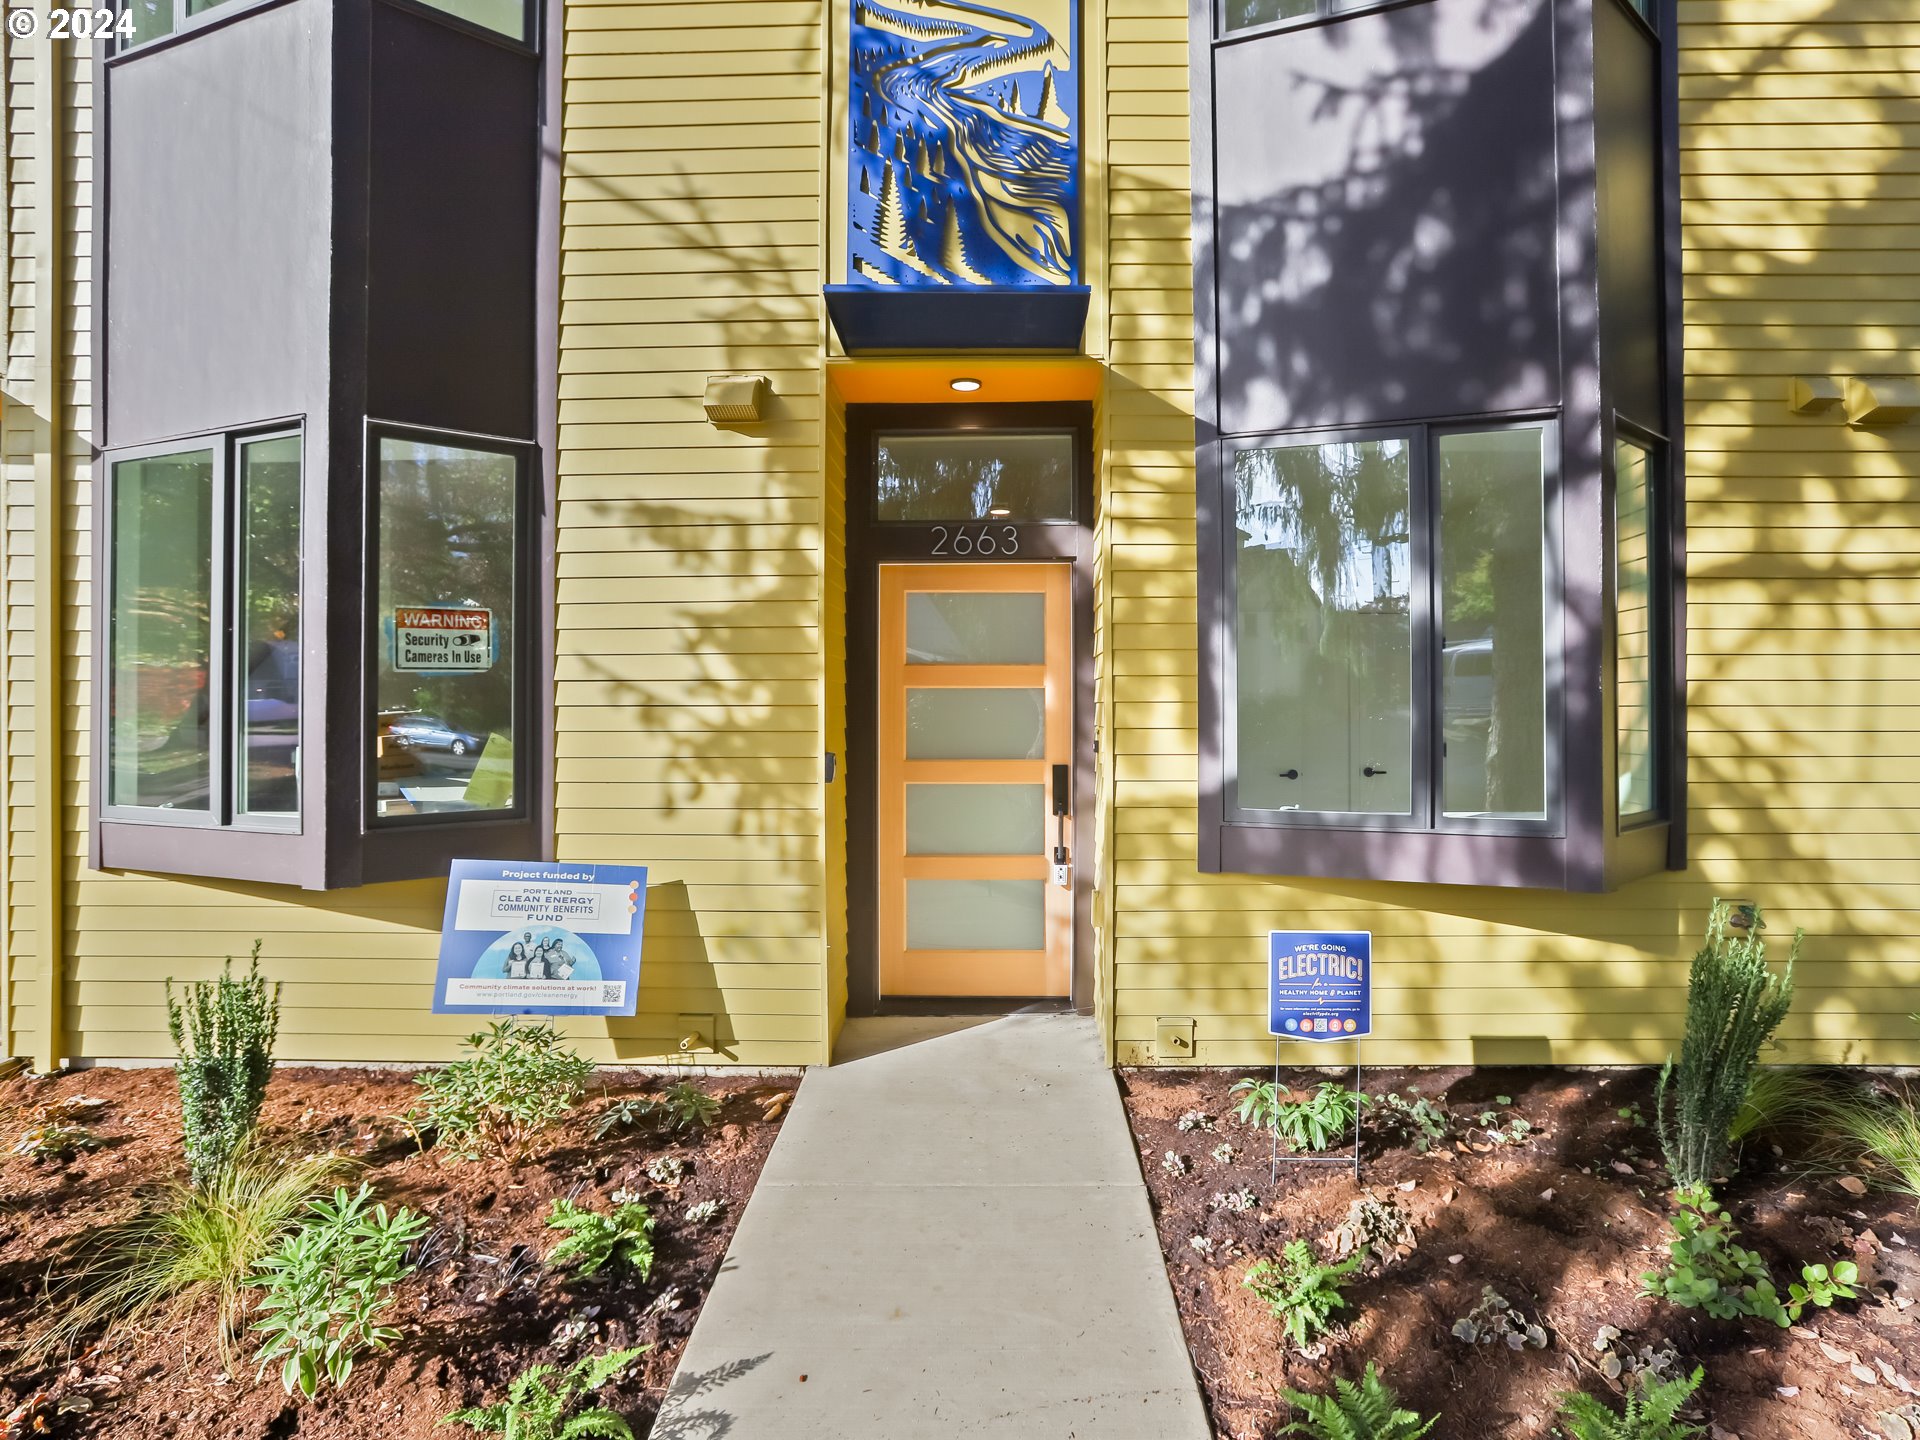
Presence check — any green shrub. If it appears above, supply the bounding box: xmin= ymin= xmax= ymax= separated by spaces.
xmin=250 ymin=1183 xmax=427 ymax=1398
xmin=1371 ymin=1089 xmax=1450 ymax=1153
xmin=36 ymin=1141 xmax=351 ymax=1360
xmin=1656 ymin=902 xmax=1799 ymax=1188
xmin=442 ymin=1349 xmax=647 ymax=1440
xmin=659 ymin=1081 xmax=721 ymax=1133
xmin=1278 ymin=1364 xmax=1436 ymax=1439
xmin=1243 ymin=1239 xmax=1362 ymax=1350
xmin=1231 ymin=1080 xmax=1366 ymax=1153
xmin=167 ymin=942 xmax=282 ymax=1189
xmin=1819 ymin=1086 xmax=1920 ymax=1211
xmin=1639 ymin=1184 xmax=1856 ymax=1328
xmin=1556 ymin=1367 xmax=1705 ymax=1440
xmin=546 ymin=1197 xmax=655 ymax=1280
xmin=409 ymin=1019 xmax=595 ymax=1162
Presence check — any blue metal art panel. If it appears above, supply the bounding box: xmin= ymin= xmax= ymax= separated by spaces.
xmin=848 ymin=0 xmax=1079 ymax=290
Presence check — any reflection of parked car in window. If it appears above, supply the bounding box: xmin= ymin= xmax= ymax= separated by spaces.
xmin=1442 ymin=638 xmax=1494 ymax=722
xmin=387 ymin=714 xmax=483 ymax=756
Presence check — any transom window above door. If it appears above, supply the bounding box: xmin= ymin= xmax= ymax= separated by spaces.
xmin=874 ymin=432 xmax=1076 ymax=524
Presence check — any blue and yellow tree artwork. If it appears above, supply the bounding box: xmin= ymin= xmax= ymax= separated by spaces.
xmin=848 ymin=0 xmax=1079 ymax=289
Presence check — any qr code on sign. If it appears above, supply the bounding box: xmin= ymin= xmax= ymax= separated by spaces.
xmin=600 ymin=984 xmax=623 ymax=1005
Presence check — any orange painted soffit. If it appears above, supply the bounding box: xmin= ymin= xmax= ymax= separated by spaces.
xmin=825 ymin=356 xmax=1105 ymax=404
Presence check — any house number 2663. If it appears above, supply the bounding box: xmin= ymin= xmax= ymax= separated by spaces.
xmin=931 ymin=524 xmax=1018 ymax=556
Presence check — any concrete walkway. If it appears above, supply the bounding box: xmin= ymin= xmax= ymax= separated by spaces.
xmin=650 ymin=1013 xmax=1213 ymax=1440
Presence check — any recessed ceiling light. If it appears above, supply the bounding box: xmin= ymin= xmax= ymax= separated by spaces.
xmin=949 ymin=377 xmax=982 ymax=392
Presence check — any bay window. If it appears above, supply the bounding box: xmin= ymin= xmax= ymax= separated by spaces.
xmin=1225 ymin=422 xmax=1554 ymax=834
xmin=105 ymin=430 xmax=301 ymax=827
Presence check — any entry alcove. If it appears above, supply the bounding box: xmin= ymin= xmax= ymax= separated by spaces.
xmin=1187 ymin=0 xmax=1682 ymax=892
xmin=91 ymin=0 xmax=553 ymax=888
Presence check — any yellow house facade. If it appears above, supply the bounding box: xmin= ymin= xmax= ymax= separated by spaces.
xmin=2 ymin=0 xmax=1916 ymax=1071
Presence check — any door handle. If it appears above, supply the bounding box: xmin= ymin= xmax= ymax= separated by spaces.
xmin=1278 ymin=768 xmax=1299 ymax=780
xmin=1052 ymin=764 xmax=1070 ymax=817
xmin=1051 ymin=764 xmax=1071 ymax=888
xmin=1362 ymin=765 xmax=1389 ymax=778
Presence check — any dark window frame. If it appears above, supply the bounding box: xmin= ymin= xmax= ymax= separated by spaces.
xmin=98 ymin=421 xmax=305 ymax=834
xmin=106 ymin=0 xmax=537 ymax=64
xmin=1219 ymin=415 xmax=1565 ymax=841
xmin=1215 ymin=0 xmax=1427 ymax=44
xmin=361 ymin=419 xmax=538 ymax=836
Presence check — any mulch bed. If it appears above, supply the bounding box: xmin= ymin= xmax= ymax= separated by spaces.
xmin=0 ymin=1063 xmax=796 ymax=1439
xmin=1121 ymin=1065 xmax=1920 ymax=1440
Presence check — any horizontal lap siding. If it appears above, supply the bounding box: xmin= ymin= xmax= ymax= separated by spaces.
xmin=1103 ymin=0 xmax=1920 ymax=1066
xmin=557 ymin=0 xmax=827 ymax=1064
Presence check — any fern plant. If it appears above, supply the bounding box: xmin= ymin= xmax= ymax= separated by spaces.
xmin=545 ymin=1198 xmax=654 ymax=1280
xmin=442 ymin=1348 xmax=646 ymax=1440
xmin=1556 ymin=1367 xmax=1705 ymax=1440
xmin=167 ymin=942 xmax=282 ymax=1189
xmin=1243 ymin=1239 xmax=1361 ymax=1350
xmin=1657 ymin=902 xmax=1799 ymax=1188
xmin=1279 ymin=1364 xmax=1436 ymax=1439
xmin=1231 ymin=1080 xmax=1366 ymax=1153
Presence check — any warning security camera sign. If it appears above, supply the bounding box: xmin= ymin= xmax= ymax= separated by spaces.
xmin=393 ymin=607 xmax=493 ymax=672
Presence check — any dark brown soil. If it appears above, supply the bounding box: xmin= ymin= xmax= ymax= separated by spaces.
xmin=1120 ymin=1066 xmax=1920 ymax=1440
xmin=0 ymin=1063 xmax=795 ymax=1439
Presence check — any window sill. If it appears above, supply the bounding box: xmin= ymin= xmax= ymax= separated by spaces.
xmin=1204 ymin=818 xmax=1674 ymax=893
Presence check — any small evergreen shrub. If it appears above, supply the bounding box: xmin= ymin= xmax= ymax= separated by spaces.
xmin=250 ymin=1183 xmax=428 ymax=1398
xmin=546 ymin=1197 xmax=655 ymax=1280
xmin=442 ymin=1348 xmax=646 ymax=1440
xmin=1243 ymin=1239 xmax=1361 ymax=1350
xmin=1556 ymin=1367 xmax=1705 ymax=1440
xmin=167 ymin=942 xmax=281 ymax=1189
xmin=1656 ymin=902 xmax=1798 ymax=1188
xmin=409 ymin=1019 xmax=595 ymax=1162
xmin=1278 ymin=1364 xmax=1437 ymax=1439
xmin=1639 ymin=1184 xmax=1856 ymax=1327
xmin=1231 ymin=1080 xmax=1366 ymax=1153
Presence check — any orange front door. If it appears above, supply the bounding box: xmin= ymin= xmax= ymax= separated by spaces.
xmin=876 ymin=563 xmax=1073 ymax=999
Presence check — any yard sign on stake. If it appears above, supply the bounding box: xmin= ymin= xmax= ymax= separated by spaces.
xmin=1266 ymin=930 xmax=1372 ymax=1183
xmin=433 ymin=859 xmax=647 ymax=1018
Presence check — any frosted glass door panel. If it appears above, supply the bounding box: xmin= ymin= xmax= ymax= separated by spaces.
xmin=906 ymin=592 xmax=1046 ymax=664
xmin=907 ymin=879 xmax=1046 ymax=950
xmin=906 ymin=784 xmax=1046 ymax=855
xmin=906 ymin=689 xmax=1046 ymax=759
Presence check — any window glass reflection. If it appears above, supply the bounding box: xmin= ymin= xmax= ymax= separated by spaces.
xmin=237 ymin=436 xmax=301 ymax=819
xmin=1233 ymin=439 xmax=1412 ymax=815
xmin=1438 ymin=428 xmax=1548 ymax=820
xmin=110 ymin=449 xmax=215 ymax=811
xmin=1615 ymin=438 xmax=1659 ymax=820
xmin=373 ymin=438 xmax=519 ymax=819
xmin=875 ymin=433 xmax=1073 ymax=522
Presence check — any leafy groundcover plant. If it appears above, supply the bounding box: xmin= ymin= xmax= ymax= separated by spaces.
xmin=409 ymin=1019 xmax=595 ymax=1163
xmin=443 ymin=1349 xmax=647 ymax=1440
xmin=1657 ymin=902 xmax=1798 ymax=1189
xmin=1557 ymin=1367 xmax=1706 ymax=1440
xmin=250 ymin=1183 xmax=428 ymax=1398
xmin=1640 ymin=1185 xmax=1857 ymax=1328
xmin=1231 ymin=1080 xmax=1366 ymax=1153
xmin=167 ymin=941 xmax=282 ymax=1189
xmin=1279 ymin=1364 xmax=1437 ymax=1440
xmin=1244 ymin=1239 xmax=1362 ymax=1350
xmin=545 ymin=1198 xmax=655 ymax=1280
xmin=37 ymin=1142 xmax=350 ymax=1360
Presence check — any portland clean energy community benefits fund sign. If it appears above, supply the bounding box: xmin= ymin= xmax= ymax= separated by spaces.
xmin=1268 ymin=930 xmax=1372 ymax=1041
xmin=434 ymin=860 xmax=647 ymax=1017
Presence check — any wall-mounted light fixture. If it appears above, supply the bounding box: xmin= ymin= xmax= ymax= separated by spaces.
xmin=949 ymin=377 xmax=982 ymax=393
xmin=703 ymin=374 xmax=772 ymax=424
